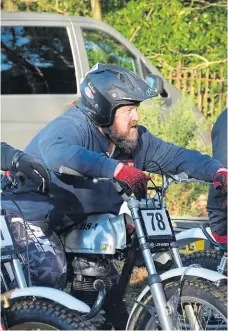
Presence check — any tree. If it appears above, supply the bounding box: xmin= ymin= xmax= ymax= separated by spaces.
xmin=91 ymin=0 xmax=102 ymax=20
xmin=2 ymin=0 xmax=19 ymax=11
xmin=104 ymin=0 xmax=227 ymax=73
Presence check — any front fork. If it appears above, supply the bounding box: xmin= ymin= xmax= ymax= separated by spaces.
xmin=129 ymin=201 xmax=202 ymax=331
xmin=129 ymin=202 xmax=174 ymax=330
xmin=217 ymin=252 xmax=227 ymax=275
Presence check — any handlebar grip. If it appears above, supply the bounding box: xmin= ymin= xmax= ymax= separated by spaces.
xmin=59 ymin=166 xmax=84 ymax=177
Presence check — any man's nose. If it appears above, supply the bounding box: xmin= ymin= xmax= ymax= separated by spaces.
xmin=131 ymin=109 xmax=139 ymax=122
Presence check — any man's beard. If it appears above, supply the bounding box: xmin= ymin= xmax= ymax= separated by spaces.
xmin=109 ymin=126 xmax=138 ymax=153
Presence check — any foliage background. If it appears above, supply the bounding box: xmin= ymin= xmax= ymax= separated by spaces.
xmin=2 ymin=0 xmax=226 ymax=72
xmin=1 ymin=0 xmax=227 ymax=216
xmin=140 ymin=97 xmax=211 ymax=216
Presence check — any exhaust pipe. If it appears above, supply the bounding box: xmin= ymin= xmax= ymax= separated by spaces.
xmin=84 ymin=279 xmax=106 ymax=319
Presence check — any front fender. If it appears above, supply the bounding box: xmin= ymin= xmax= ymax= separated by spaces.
xmin=2 ymin=286 xmax=90 ymax=313
xmin=126 ymin=266 xmax=227 ymax=330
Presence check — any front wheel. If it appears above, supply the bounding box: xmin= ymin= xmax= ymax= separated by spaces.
xmin=130 ymin=279 xmax=227 ymax=330
xmin=5 ymin=298 xmax=94 ymax=330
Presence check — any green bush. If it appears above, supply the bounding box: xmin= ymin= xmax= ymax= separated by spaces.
xmin=140 ymin=95 xmax=211 ymax=216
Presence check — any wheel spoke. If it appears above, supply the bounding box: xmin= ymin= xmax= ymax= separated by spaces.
xmin=175 ymin=299 xmax=227 ymax=331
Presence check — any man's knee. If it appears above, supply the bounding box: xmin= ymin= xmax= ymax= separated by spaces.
xmin=9 ymin=217 xmax=66 ymax=288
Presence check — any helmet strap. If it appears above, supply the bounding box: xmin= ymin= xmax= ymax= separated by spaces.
xmin=102 ymin=126 xmax=113 ymax=142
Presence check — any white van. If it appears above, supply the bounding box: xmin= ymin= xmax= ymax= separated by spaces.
xmin=1 ymin=12 xmax=207 ymax=149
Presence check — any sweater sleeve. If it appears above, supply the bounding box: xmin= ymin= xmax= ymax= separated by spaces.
xmin=37 ymin=118 xmax=118 ymax=179
xmin=141 ymin=129 xmax=222 ymax=182
xmin=1 ymin=142 xmax=17 ymax=171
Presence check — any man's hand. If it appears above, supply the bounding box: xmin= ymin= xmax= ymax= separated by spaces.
xmin=12 ymin=152 xmax=51 ymax=193
xmin=213 ymin=168 xmax=227 ymax=194
xmin=114 ymin=164 xmax=149 ymax=200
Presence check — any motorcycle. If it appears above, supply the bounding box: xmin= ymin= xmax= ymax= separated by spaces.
xmin=2 ymin=167 xmax=228 ymax=330
xmin=162 ymin=173 xmax=227 ymax=276
xmin=59 ymin=166 xmax=227 ymax=330
xmin=120 ymin=172 xmax=228 ymax=277
xmin=1 ymin=200 xmax=94 ymax=329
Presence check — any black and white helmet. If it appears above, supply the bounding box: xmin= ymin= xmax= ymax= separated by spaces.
xmin=78 ymin=63 xmax=157 ymax=127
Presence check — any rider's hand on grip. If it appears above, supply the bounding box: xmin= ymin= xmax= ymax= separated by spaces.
xmin=114 ymin=164 xmax=148 ymax=200
xmin=12 ymin=152 xmax=51 ymax=193
xmin=213 ymin=168 xmax=227 ymax=195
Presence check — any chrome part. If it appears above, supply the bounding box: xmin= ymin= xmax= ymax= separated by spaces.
xmin=85 ymin=279 xmax=106 ymax=319
xmin=12 ymin=259 xmax=27 ymax=288
xmin=149 ymin=282 xmax=174 ymax=330
xmin=217 ymin=253 xmax=228 ymax=274
xmin=1 ymin=270 xmax=9 ymax=291
xmin=59 ymin=166 xmax=83 ymax=176
xmin=61 ymin=213 xmax=126 ymax=254
xmin=184 ymin=304 xmax=200 ymax=330
xmin=171 ymin=247 xmax=183 ymax=268
xmin=4 ymin=262 xmax=15 ymax=282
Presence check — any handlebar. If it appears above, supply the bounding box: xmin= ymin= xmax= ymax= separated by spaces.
xmin=58 ymin=167 xmax=212 ymax=201
xmin=167 ymin=172 xmax=212 ymax=185
xmin=59 ymin=166 xmax=130 ymax=202
xmin=59 ymin=166 xmax=84 ymax=177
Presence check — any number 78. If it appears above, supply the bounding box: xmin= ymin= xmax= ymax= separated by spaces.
xmin=147 ymin=212 xmax=166 ymax=231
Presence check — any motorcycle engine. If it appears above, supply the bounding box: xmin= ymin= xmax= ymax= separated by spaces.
xmin=70 ymin=255 xmax=117 ymax=307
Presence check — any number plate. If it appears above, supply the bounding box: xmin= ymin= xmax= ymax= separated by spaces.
xmin=140 ymin=209 xmax=173 ymax=237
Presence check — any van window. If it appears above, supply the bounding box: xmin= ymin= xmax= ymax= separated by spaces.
xmin=82 ymin=29 xmax=137 ymax=73
xmin=1 ymin=26 xmax=76 ymax=94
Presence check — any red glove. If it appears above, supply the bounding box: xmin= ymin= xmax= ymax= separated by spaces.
xmin=114 ymin=165 xmax=148 ymax=200
xmin=213 ymin=168 xmax=227 ymax=194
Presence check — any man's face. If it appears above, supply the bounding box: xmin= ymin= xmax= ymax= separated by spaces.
xmin=109 ymin=104 xmax=140 ymax=152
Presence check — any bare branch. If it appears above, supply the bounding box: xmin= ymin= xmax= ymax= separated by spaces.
xmin=129 ymin=8 xmax=153 ymax=42
xmin=147 ymin=54 xmax=175 ymax=70
xmin=170 ymin=49 xmax=211 ymax=64
xmin=185 ymin=0 xmax=227 ymax=10
xmin=147 ymin=51 xmax=227 ymax=71
xmin=180 ymin=53 xmax=210 ymax=64
xmin=184 ymin=58 xmax=228 ymax=70
xmin=129 ymin=26 xmax=141 ymax=42
xmin=191 ymin=0 xmax=227 ymax=5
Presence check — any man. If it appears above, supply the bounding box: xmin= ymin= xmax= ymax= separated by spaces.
xmin=207 ymin=109 xmax=227 ymax=246
xmin=1 ymin=142 xmax=50 ymax=192
xmin=2 ymin=63 xmax=227 ymax=287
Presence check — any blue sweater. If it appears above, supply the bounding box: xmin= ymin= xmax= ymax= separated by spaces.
xmin=2 ymin=107 xmax=222 ymax=226
xmin=207 ymin=109 xmax=227 ymax=236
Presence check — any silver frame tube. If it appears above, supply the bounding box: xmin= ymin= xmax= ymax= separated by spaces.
xmin=12 ymin=258 xmax=27 ymax=289
xmin=171 ymin=247 xmax=183 ymax=268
